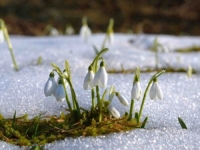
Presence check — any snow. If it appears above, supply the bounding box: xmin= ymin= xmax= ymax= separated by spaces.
xmin=0 ymin=33 xmax=200 ymax=149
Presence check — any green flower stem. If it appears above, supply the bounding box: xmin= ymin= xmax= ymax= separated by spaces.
xmin=1 ymin=19 xmax=18 ymax=71
xmin=95 ymin=85 xmax=102 ymax=122
xmin=128 ymin=99 xmax=134 ymax=121
xmin=138 ymin=70 xmax=165 ymax=122
xmin=61 ymin=78 xmax=72 ymax=113
xmin=67 ymin=79 xmax=81 ymax=119
xmin=91 ymin=89 xmax=95 ymax=109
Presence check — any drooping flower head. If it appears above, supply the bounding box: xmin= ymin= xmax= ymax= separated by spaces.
xmin=149 ymin=77 xmax=163 ymax=100
xmin=44 ymin=72 xmax=57 ymax=97
xmin=131 ymin=68 xmax=142 ymax=100
xmin=54 ymin=79 xmax=66 ymax=102
xmin=83 ymin=66 xmax=94 ymax=90
xmin=93 ymin=61 xmax=108 ymax=88
xmin=80 ymin=17 xmax=91 ymax=42
xmin=108 ymin=104 xmax=120 ymax=119
xmin=115 ymin=92 xmax=129 ymax=106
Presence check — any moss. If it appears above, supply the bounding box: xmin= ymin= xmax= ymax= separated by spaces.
xmin=0 ymin=110 xmax=141 ymax=147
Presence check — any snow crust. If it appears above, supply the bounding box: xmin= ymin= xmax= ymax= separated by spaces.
xmin=0 ymin=34 xmax=200 ymax=149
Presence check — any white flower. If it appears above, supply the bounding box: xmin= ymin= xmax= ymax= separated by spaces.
xmin=44 ymin=72 xmax=57 ymax=97
xmin=83 ymin=66 xmax=94 ymax=90
xmin=116 ymin=92 xmax=129 ymax=106
xmin=80 ymin=25 xmax=91 ymax=42
xmin=131 ymin=81 xmax=142 ymax=100
xmin=149 ymin=81 xmax=163 ymax=100
xmin=0 ymin=29 xmax=4 ymax=43
xmin=54 ymin=80 xmax=66 ymax=102
xmin=108 ymin=104 xmax=120 ymax=119
xmin=93 ymin=61 xmax=108 ymax=88
xmin=50 ymin=27 xmax=59 ymax=36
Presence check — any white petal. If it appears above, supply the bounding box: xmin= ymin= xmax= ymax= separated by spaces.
xmin=80 ymin=26 xmax=91 ymax=41
xmin=93 ymin=69 xmax=101 ymax=87
xmin=149 ymin=82 xmax=156 ymax=100
xmin=136 ymin=82 xmax=142 ymax=100
xmin=55 ymin=84 xmax=65 ymax=102
xmin=108 ymin=105 xmax=120 ymax=119
xmin=88 ymin=70 xmax=94 ymax=88
xmin=99 ymin=67 xmax=108 ymax=88
xmin=83 ymin=72 xmax=90 ymax=90
xmin=155 ymin=82 xmax=163 ymax=100
xmin=44 ymin=77 xmax=57 ymax=97
xmin=131 ymin=82 xmax=141 ymax=100
xmin=117 ymin=94 xmax=129 ymax=106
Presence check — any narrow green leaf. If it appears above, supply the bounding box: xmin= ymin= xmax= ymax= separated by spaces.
xmin=90 ymin=48 xmax=109 ymax=67
xmin=12 ymin=110 xmax=16 ymax=129
xmin=65 ymin=60 xmax=71 ymax=80
xmin=101 ymin=89 xmax=108 ymax=101
xmin=178 ymin=117 xmax=188 ymax=129
xmin=37 ymin=56 xmax=43 ymax=65
xmin=34 ymin=114 xmax=42 ymax=136
xmin=51 ymin=63 xmax=62 ymax=74
xmin=141 ymin=116 xmax=148 ymax=128
xmin=93 ymin=45 xmax=99 ymax=55
xmin=135 ymin=112 xmax=139 ymax=123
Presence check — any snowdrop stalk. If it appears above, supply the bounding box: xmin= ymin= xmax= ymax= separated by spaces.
xmin=128 ymin=68 xmax=140 ymax=121
xmin=102 ymin=18 xmax=114 ymax=49
xmin=0 ymin=19 xmax=18 ymax=71
xmin=138 ymin=70 xmax=165 ymax=123
xmin=51 ymin=62 xmax=81 ymax=118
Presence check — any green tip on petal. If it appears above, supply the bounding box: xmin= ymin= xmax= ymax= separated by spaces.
xmin=50 ymin=72 xmax=54 ymax=77
xmin=100 ymin=61 xmax=105 ymax=67
xmin=58 ymin=79 xmax=63 ymax=84
xmin=115 ymin=92 xmax=119 ymax=96
xmin=88 ymin=66 xmax=93 ymax=71
xmin=153 ymin=77 xmax=158 ymax=82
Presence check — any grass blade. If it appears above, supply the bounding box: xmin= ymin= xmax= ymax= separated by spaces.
xmin=178 ymin=117 xmax=187 ymax=129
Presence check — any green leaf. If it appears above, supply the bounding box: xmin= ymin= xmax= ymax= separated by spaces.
xmin=65 ymin=60 xmax=71 ymax=80
xmin=135 ymin=112 xmax=139 ymax=123
xmin=37 ymin=56 xmax=43 ymax=65
xmin=178 ymin=117 xmax=187 ymax=129
xmin=12 ymin=110 xmax=16 ymax=129
xmin=101 ymin=89 xmax=108 ymax=101
xmin=141 ymin=116 xmax=148 ymax=128
xmin=93 ymin=45 xmax=99 ymax=55
xmin=90 ymin=48 xmax=109 ymax=70
xmin=51 ymin=63 xmax=62 ymax=74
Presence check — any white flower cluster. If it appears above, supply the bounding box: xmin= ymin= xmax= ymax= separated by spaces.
xmin=44 ymin=72 xmax=67 ymax=102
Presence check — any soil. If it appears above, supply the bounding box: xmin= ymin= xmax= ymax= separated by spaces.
xmin=0 ymin=0 xmax=200 ymax=36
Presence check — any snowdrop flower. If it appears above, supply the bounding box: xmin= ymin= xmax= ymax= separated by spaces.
xmin=80 ymin=17 xmax=91 ymax=42
xmin=149 ymin=78 xmax=163 ymax=100
xmin=49 ymin=27 xmax=59 ymax=36
xmin=108 ymin=104 xmax=120 ymax=119
xmin=54 ymin=80 xmax=66 ymax=102
xmin=107 ymin=18 xmax=114 ymax=45
xmin=131 ymin=81 xmax=142 ymax=100
xmin=0 ymin=29 xmax=4 ymax=43
xmin=44 ymin=72 xmax=57 ymax=97
xmin=115 ymin=92 xmax=129 ymax=106
xmin=93 ymin=61 xmax=108 ymax=88
xmin=83 ymin=66 xmax=94 ymax=90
